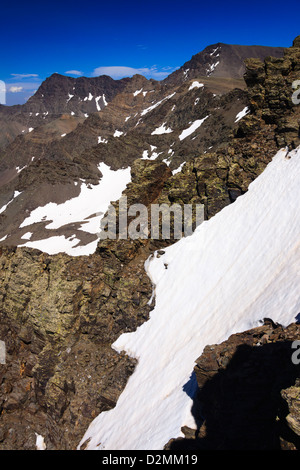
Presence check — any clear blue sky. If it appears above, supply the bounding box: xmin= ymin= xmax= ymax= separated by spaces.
xmin=1 ymin=0 xmax=299 ymax=105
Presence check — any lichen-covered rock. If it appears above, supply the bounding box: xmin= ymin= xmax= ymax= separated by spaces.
xmin=293 ymin=36 xmax=300 ymax=48
xmin=0 ymin=161 xmax=169 ymax=449
xmin=281 ymin=379 xmax=300 ymax=438
xmin=244 ymin=39 xmax=300 ymax=148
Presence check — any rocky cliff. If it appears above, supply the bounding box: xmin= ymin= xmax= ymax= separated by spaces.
xmin=166 ymin=320 xmax=300 ymax=450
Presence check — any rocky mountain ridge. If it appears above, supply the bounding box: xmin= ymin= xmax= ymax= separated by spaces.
xmin=0 ymin=36 xmax=299 ymax=450
xmin=163 ymin=42 xmax=285 ymax=85
xmin=0 ymin=41 xmax=285 ymax=151
xmin=0 ymin=73 xmax=249 ymax=251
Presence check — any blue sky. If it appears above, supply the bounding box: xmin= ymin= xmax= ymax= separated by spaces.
xmin=1 ymin=0 xmax=299 ymax=105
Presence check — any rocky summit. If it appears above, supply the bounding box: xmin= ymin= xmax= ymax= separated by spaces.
xmin=0 ymin=36 xmax=299 ymax=450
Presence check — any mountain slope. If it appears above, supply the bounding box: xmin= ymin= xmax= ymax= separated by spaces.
xmin=0 ymin=41 xmax=283 ymax=149
xmin=79 ymin=146 xmax=300 ymax=450
xmin=0 ymin=75 xmax=249 ymax=252
xmin=0 ymin=74 xmax=155 ymax=149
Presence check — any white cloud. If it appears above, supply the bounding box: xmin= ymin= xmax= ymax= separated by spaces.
xmin=9 ymin=86 xmax=23 ymax=93
xmin=11 ymin=74 xmax=39 ymax=79
xmin=8 ymin=81 xmax=40 ymax=91
xmin=65 ymin=70 xmax=83 ymax=76
xmin=92 ymin=65 xmax=177 ymax=80
xmin=6 ymin=80 xmax=41 ymax=105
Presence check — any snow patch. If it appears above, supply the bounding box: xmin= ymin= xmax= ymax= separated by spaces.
xmin=21 ymin=232 xmax=33 ymax=240
xmin=0 ymin=191 xmax=22 ymax=215
xmin=210 ymin=47 xmax=220 ymax=56
xmin=179 ymin=116 xmax=209 ymax=141
xmin=151 ymin=123 xmax=173 ymax=135
xmin=172 ymin=162 xmax=186 ymax=175
xmin=35 ymin=434 xmax=46 ymax=450
xmin=95 ymin=95 xmax=107 ymax=111
xmin=133 ymin=89 xmax=143 ymax=97
xmin=235 ymin=106 xmax=250 ymax=122
xmin=16 ymin=165 xmax=27 ymax=173
xmin=207 ymin=61 xmax=219 ymax=75
xmin=114 ymin=130 xmax=123 ymax=138
xmin=189 ymin=81 xmax=204 ymax=90
xmin=183 ymin=68 xmax=190 ymax=80
xmin=84 ymin=93 xmax=93 ymax=101
xmin=142 ymin=146 xmax=162 ymax=161
xmin=141 ymin=93 xmax=176 ymax=116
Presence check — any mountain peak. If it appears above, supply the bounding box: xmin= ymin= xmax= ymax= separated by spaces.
xmin=163 ymin=42 xmax=285 ymax=86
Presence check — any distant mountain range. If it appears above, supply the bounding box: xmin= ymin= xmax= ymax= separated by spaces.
xmin=0 ymin=42 xmax=284 ymax=147
xmin=0 ymin=41 xmax=286 ymax=252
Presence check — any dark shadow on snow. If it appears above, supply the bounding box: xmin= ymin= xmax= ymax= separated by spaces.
xmin=170 ymin=340 xmax=300 ymax=450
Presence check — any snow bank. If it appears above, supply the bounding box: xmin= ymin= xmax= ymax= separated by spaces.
xmin=79 ymin=146 xmax=300 ymax=450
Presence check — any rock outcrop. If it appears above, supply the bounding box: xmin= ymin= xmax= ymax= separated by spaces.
xmin=166 ymin=320 xmax=300 ymax=450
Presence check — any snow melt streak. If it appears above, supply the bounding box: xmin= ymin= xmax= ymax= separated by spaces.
xmin=80 ymin=147 xmax=300 ymax=450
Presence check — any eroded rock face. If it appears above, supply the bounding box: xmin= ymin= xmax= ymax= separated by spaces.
xmin=0 ymin=242 xmax=150 ymax=449
xmin=0 ymin=161 xmax=170 ymax=450
xmin=244 ymin=40 xmax=300 ymax=148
